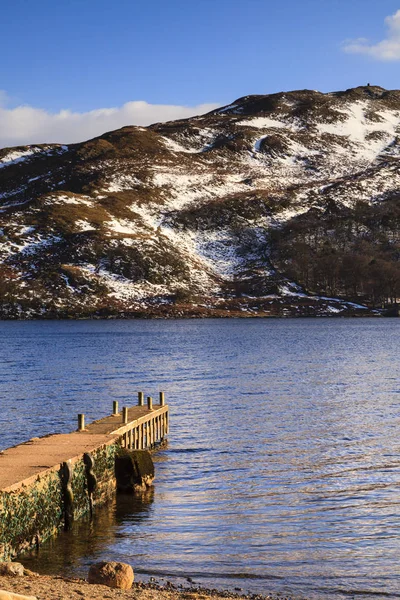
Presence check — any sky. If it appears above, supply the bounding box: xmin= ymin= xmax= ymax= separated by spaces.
xmin=1 ymin=0 xmax=400 ymax=148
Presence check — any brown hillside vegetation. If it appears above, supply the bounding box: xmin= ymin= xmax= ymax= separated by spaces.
xmin=0 ymin=86 xmax=399 ymax=318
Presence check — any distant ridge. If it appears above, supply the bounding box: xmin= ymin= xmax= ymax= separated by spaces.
xmin=0 ymin=86 xmax=399 ymax=318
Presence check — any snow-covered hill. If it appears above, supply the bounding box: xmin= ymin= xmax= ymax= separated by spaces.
xmin=0 ymin=85 xmax=399 ymax=318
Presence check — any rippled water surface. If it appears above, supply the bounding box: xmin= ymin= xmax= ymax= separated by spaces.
xmin=1 ymin=319 xmax=399 ymax=599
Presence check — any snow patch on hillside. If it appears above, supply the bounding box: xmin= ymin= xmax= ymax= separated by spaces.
xmin=271 ymin=204 xmax=311 ymax=225
xmin=0 ymin=148 xmax=44 ymax=169
xmin=160 ymin=222 xmax=267 ymax=280
xmin=217 ymin=103 xmax=243 ymax=114
xmin=158 ymin=225 xmax=218 ymax=281
xmin=45 ymin=194 xmax=94 ymax=207
xmin=317 ymin=102 xmax=400 ymax=163
xmin=75 ymin=220 xmax=96 ymax=232
xmin=238 ymin=116 xmax=299 ymax=131
xmin=4 ymin=234 xmax=62 ymax=256
xmin=19 ymin=225 xmax=35 ymax=235
xmin=106 ymin=218 xmax=140 ymax=235
xmin=319 ymin=163 xmax=400 ymax=207
xmin=192 ymin=228 xmax=266 ymax=278
xmin=80 ymin=263 xmax=171 ymax=302
xmin=162 ymin=137 xmax=198 ymax=154
xmin=105 ymin=174 xmax=143 ymax=192
xmin=153 ymin=171 xmax=213 ymax=209
xmin=153 ymin=169 xmax=251 ymax=212
xmin=0 ymin=145 xmax=68 ymax=169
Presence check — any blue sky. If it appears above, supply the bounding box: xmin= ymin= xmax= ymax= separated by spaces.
xmin=1 ymin=0 xmax=400 ymax=147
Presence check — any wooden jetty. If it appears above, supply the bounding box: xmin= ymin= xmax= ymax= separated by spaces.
xmin=0 ymin=392 xmax=169 ymax=560
xmin=0 ymin=392 xmax=168 ymax=492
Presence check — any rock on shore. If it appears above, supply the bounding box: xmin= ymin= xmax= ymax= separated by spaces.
xmin=88 ymin=561 xmax=134 ymax=589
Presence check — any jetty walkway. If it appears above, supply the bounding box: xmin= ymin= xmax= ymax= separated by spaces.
xmin=0 ymin=392 xmax=168 ymax=492
xmin=0 ymin=392 xmax=169 ymax=561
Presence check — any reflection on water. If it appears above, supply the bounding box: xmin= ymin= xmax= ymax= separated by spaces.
xmin=1 ymin=319 xmax=400 ymax=599
xmin=23 ymin=490 xmax=155 ymax=574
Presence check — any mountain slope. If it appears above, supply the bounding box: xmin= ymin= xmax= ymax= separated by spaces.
xmin=0 ymin=85 xmax=399 ymax=318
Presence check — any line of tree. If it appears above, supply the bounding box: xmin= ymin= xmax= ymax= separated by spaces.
xmin=270 ymin=197 xmax=400 ymax=306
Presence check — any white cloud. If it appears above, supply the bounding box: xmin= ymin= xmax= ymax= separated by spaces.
xmin=343 ymin=10 xmax=400 ymax=60
xmin=0 ymin=99 xmax=220 ymax=149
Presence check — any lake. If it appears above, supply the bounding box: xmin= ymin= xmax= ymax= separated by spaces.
xmin=0 ymin=318 xmax=399 ymax=599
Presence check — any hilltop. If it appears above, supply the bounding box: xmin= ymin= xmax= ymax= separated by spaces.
xmin=0 ymin=85 xmax=399 ymax=318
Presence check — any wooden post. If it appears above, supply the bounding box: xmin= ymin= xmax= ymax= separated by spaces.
xmin=147 ymin=396 xmax=153 ymax=411
xmin=113 ymin=401 xmax=119 ymax=416
xmin=122 ymin=407 xmax=128 ymax=424
xmin=138 ymin=391 xmax=144 ymax=406
xmin=159 ymin=391 xmax=165 ymax=406
xmin=78 ymin=414 xmax=85 ymax=431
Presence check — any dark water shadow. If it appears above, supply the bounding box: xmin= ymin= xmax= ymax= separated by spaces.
xmin=21 ymin=489 xmax=154 ymax=575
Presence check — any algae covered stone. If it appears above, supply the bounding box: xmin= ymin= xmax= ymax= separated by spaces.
xmin=115 ymin=450 xmax=154 ymax=492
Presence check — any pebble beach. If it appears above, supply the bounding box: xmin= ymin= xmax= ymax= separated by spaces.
xmin=0 ymin=571 xmax=295 ymax=600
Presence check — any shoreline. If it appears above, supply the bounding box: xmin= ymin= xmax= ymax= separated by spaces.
xmin=0 ymin=571 xmax=296 ymax=600
xmin=0 ymin=312 xmax=387 ymax=321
